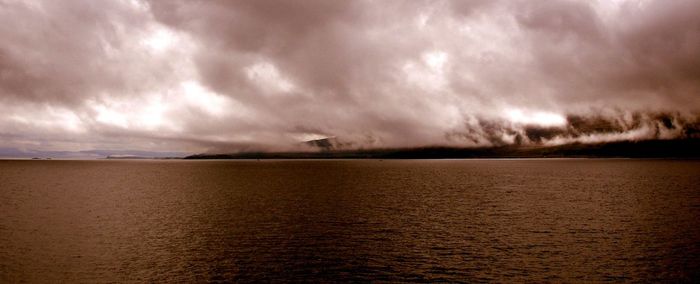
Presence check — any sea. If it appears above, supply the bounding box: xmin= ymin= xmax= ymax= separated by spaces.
xmin=1 ymin=159 xmax=698 ymax=282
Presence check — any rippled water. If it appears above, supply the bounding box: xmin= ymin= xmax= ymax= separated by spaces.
xmin=0 ymin=159 xmax=699 ymax=282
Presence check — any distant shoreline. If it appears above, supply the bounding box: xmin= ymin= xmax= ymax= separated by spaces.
xmin=1 ymin=139 xmax=698 ymax=160
xmin=185 ymin=139 xmax=700 ymax=160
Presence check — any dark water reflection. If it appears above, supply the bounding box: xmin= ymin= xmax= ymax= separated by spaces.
xmin=1 ymin=159 xmax=699 ymax=282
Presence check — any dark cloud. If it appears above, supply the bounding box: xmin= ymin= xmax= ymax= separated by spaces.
xmin=0 ymin=0 xmax=698 ymax=154
xmin=0 ymin=0 xmax=171 ymax=105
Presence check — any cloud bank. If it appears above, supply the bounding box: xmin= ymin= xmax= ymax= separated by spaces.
xmin=1 ymin=0 xmax=699 ymax=154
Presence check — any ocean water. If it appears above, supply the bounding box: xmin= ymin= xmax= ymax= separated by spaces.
xmin=0 ymin=159 xmax=698 ymax=282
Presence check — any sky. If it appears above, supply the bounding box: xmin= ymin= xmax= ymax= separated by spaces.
xmin=1 ymin=0 xmax=699 ymax=156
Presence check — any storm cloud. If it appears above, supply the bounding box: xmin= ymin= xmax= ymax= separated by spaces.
xmin=0 ymin=0 xmax=699 ymax=154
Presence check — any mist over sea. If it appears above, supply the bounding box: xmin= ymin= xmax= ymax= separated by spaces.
xmin=1 ymin=159 xmax=699 ymax=282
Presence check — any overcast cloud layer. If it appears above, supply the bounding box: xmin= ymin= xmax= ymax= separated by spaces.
xmin=1 ymin=0 xmax=699 ymax=154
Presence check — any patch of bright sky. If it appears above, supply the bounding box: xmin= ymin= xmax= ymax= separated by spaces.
xmin=93 ymin=102 xmax=129 ymax=128
xmin=121 ymin=0 xmax=149 ymax=12
xmin=245 ymin=61 xmax=296 ymax=94
xmin=403 ymin=50 xmax=449 ymax=91
xmin=424 ymin=51 xmax=448 ymax=71
xmin=137 ymin=95 xmax=168 ymax=129
xmin=505 ymin=108 xmax=567 ymax=127
xmin=416 ymin=12 xmax=430 ymax=29
xmin=292 ymin=133 xmax=331 ymax=142
xmin=89 ymin=94 xmax=172 ymax=131
xmin=180 ymin=80 xmax=230 ymax=116
xmin=594 ymin=0 xmax=653 ymax=26
xmin=7 ymin=105 xmax=85 ymax=133
xmin=87 ymin=80 xmax=236 ymax=131
xmin=142 ymin=26 xmax=177 ymax=53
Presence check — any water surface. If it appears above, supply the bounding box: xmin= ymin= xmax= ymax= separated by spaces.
xmin=1 ymin=159 xmax=699 ymax=282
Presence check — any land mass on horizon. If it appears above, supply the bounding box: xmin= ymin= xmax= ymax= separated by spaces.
xmin=184 ymin=139 xmax=700 ymax=160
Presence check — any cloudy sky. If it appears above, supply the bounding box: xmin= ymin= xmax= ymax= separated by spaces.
xmin=1 ymin=0 xmax=699 ymax=155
